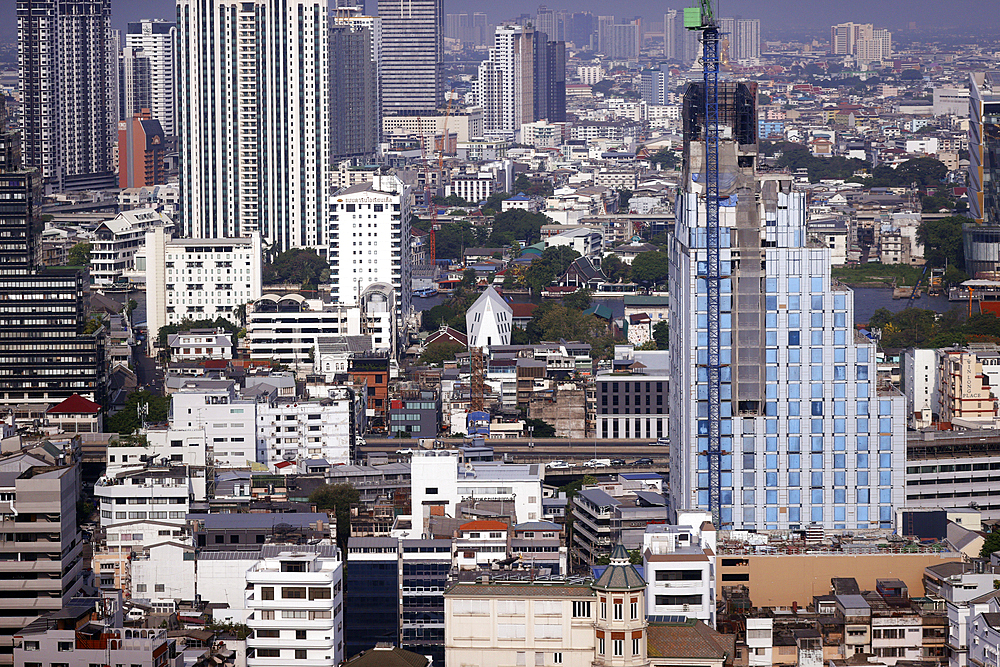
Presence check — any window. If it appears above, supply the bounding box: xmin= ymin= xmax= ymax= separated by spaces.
xmin=601 ymin=600 xmax=606 ymax=619
xmin=23 ymin=642 xmax=39 ymax=652
xmin=135 ymin=584 xmax=147 ymax=593
xmin=308 ymin=587 xmax=331 ymax=600
xmin=256 ymin=630 xmax=279 ymax=638
xmin=260 ymin=610 xmax=275 ymax=620
xmin=572 ymin=601 xmax=591 ymax=618
xmin=296 ymin=631 xmax=306 ymax=640
xmin=599 ymin=638 xmax=605 ymax=654
xmin=155 ymin=584 xmax=165 ymax=593
xmin=261 ymin=587 xmax=274 ymax=600
xmin=630 ymin=600 xmax=638 ymax=619
xmin=553 ymin=653 xmax=563 ymax=665
xmin=613 ymin=639 xmax=624 ymax=657
xmin=614 ymin=602 xmax=623 ymax=620
xmin=633 ymin=638 xmax=641 ymax=655
xmin=294 ymin=650 xmax=307 ymax=660
xmin=57 ymin=642 xmax=73 ymax=652
xmin=282 ymin=587 xmax=306 ymax=599
xmin=256 ymin=649 xmax=280 ymax=658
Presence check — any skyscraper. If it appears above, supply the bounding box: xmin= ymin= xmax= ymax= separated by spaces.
xmin=0 ymin=124 xmax=105 ymax=408
xmin=18 ymin=0 xmax=118 ymax=192
xmin=176 ymin=0 xmax=330 ymax=253
xmin=598 ymin=17 xmax=640 ymax=60
xmin=830 ymin=22 xmax=891 ymax=67
xmin=668 ymin=81 xmax=905 ymax=530
xmin=330 ymin=7 xmax=380 ymax=161
xmin=963 ymin=71 xmax=1000 ymax=277
xmin=378 ymin=0 xmax=443 ymax=115
xmin=475 ymin=25 xmax=566 ymax=137
xmin=119 ymin=46 xmax=152 ymax=121
xmin=664 ymin=9 xmax=698 ymax=64
xmin=124 ymin=19 xmax=176 ymax=136
xmin=735 ymin=19 xmax=761 ymax=63
xmin=640 ymin=64 xmax=670 ymax=106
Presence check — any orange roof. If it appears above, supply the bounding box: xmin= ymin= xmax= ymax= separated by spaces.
xmin=460 ymin=520 xmax=508 ymax=532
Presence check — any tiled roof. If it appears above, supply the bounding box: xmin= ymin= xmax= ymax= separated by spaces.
xmin=47 ymin=393 xmax=101 ymax=415
xmin=460 ymin=519 xmax=509 ymax=532
xmin=646 ymin=619 xmax=735 ymax=660
xmin=593 ymin=543 xmax=646 ymax=591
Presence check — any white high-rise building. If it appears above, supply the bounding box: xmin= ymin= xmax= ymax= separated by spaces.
xmin=668 ymin=81 xmax=906 ymax=531
xmin=124 ymin=19 xmax=176 ymax=136
xmin=331 ymin=174 xmax=412 ymax=319
xmin=830 ymin=22 xmax=891 ymax=66
xmin=143 ymin=226 xmax=263 ymax=350
xmin=176 ymin=0 xmax=330 ymax=251
xmin=734 ymin=19 xmax=760 ymax=63
xmin=246 ymin=546 xmax=344 ymax=667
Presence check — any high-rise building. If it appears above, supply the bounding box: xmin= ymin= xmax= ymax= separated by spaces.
xmin=344 ymin=538 xmax=399 ymax=658
xmin=475 ymin=25 xmax=566 ymax=138
xmin=124 ymin=20 xmax=176 ymax=136
xmin=330 ymin=174 xmax=412 ymax=320
xmin=735 ymin=19 xmax=761 ymax=62
xmin=640 ymin=64 xmax=670 ymax=106
xmin=963 ymin=71 xmax=1000 ymax=277
xmin=830 ymin=22 xmax=891 ymax=66
xmin=0 ymin=127 xmax=104 ymax=408
xmin=18 ymin=0 xmax=118 ymax=193
xmin=664 ymin=9 xmax=698 ymax=63
xmin=667 ymin=80 xmax=906 ymax=530
xmin=330 ymin=9 xmax=380 ymax=162
xmin=119 ymin=46 xmax=151 ymax=122
xmin=118 ymin=112 xmax=167 ymax=189
xmin=598 ymin=17 xmax=640 ymax=60
xmin=0 ymin=464 xmax=86 ymax=666
xmin=176 ymin=0 xmax=330 ymax=252
xmin=565 ymin=12 xmax=597 ymax=50
xmin=535 ymin=5 xmax=565 ymax=42
xmin=378 ymin=0 xmax=443 ymax=115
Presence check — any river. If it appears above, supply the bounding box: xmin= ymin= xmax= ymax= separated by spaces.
xmin=415 ymin=286 xmax=959 ymax=328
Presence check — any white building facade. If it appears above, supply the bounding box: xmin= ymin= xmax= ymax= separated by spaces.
xmin=642 ymin=512 xmax=717 ymax=626
xmin=246 ymin=546 xmax=344 ymax=667
xmin=902 ymin=348 xmax=938 ymax=429
xmin=124 ymin=19 xmax=176 ymax=136
xmin=91 ymin=208 xmax=172 ymax=286
xmin=176 ymin=0 xmax=330 ymax=249
xmin=144 ymin=227 xmax=263 ymax=350
xmin=257 ymin=396 xmax=355 ymax=468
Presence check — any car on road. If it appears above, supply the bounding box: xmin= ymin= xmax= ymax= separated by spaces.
xmin=583 ymin=458 xmax=612 ymax=468
xmin=610 ymin=458 xmax=626 ymax=466
xmin=546 ymin=460 xmax=573 ymax=469
xmin=396 ymin=448 xmax=414 ymax=455
xmin=631 ymin=457 xmax=654 ymax=466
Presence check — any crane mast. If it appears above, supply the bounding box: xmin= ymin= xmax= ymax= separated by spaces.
xmin=686 ymin=0 xmax=724 ymax=528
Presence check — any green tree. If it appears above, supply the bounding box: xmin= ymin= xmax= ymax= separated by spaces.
xmin=461 ymin=268 xmax=478 ymax=289
xmin=490 ymin=209 xmax=551 ymax=246
xmin=513 ymin=174 xmax=553 ymax=198
xmin=106 ymin=390 xmax=172 ymax=435
xmin=158 ymin=316 xmax=239 ymax=349
xmin=867 ymin=308 xmax=895 ymax=331
xmin=435 ymin=220 xmax=486 ymax=262
xmin=418 ymin=341 xmax=464 ymax=366
xmin=618 ymin=188 xmax=633 ymax=211
xmin=309 ymin=483 xmax=360 ymax=552
xmin=124 ymin=299 xmax=138 ymax=318
xmin=539 ymin=245 xmax=581 ymax=276
xmin=652 ymin=321 xmax=669 ymax=349
xmin=563 ymin=289 xmax=593 ymax=311
xmin=67 ymin=242 xmax=92 ymax=267
xmin=524 ymin=418 xmax=556 ymax=438
xmin=980 ymin=528 xmax=1000 ymax=560
xmin=485 ymin=191 xmax=512 ymax=211
xmin=601 ymin=255 xmax=630 ymax=283
xmin=900 ymin=69 xmax=923 ymax=80
xmin=536 ymin=305 xmax=606 ymax=342
xmin=591 ymin=80 xmax=615 ymax=96
xmin=264 ymin=248 xmax=330 ymax=286
xmin=630 ymin=251 xmax=669 ymax=286
xmin=649 ymin=148 xmax=680 ymax=170
xmin=918 ymin=215 xmax=966 ymax=270
xmin=525 ymin=261 xmax=556 ymax=294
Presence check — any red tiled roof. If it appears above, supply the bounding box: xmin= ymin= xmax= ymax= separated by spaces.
xmin=647 ymin=620 xmax=735 ymax=661
xmin=274 ymin=460 xmax=294 ymax=468
xmin=460 ymin=519 xmax=508 ymax=532
xmin=511 ymin=303 xmax=537 ymax=318
xmin=47 ymin=393 xmax=101 ymax=415
xmin=201 ymin=359 xmax=229 ymax=369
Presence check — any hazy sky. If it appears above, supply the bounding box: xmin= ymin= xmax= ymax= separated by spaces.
xmin=2 ymin=0 xmax=998 ymax=44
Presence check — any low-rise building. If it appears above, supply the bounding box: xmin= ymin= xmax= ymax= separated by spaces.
xmin=643 ymin=512 xmax=717 ymax=626
xmin=91 ymin=208 xmax=172 ymax=286
xmin=168 ymin=328 xmax=233 ymax=361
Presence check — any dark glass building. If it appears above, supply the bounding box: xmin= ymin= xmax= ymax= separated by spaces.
xmin=400 ymin=538 xmax=450 ymax=665
xmin=345 ymin=537 xmax=399 ymax=659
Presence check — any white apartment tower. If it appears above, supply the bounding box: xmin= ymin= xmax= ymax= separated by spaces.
xmin=331 ymin=174 xmax=412 ymax=319
xmin=476 ymin=25 xmax=536 ymax=137
xmin=668 ymin=81 xmax=906 ymax=531
xmin=176 ymin=0 xmax=330 ymax=251
xmin=124 ymin=19 xmax=176 ymax=136
xmin=246 ymin=546 xmax=345 ymax=667
xmin=830 ymin=22 xmax=891 ymax=66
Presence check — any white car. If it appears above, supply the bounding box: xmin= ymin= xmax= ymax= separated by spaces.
xmin=396 ymin=448 xmax=414 ymax=455
xmin=546 ymin=460 xmax=572 ymax=469
xmin=583 ymin=459 xmax=611 ymax=468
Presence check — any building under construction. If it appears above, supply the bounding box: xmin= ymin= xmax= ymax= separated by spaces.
xmin=667 ymin=79 xmax=907 ymax=530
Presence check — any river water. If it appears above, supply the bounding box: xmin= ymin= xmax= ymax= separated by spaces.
xmin=415 ymin=286 xmax=960 ymax=328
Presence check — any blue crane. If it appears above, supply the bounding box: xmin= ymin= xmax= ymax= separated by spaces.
xmin=686 ymin=0 xmax=724 ymax=527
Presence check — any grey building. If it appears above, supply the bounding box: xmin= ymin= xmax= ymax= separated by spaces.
xmin=0 ymin=465 xmax=86 ymax=666
xmin=401 ymin=538 xmax=450 ymax=664
xmin=189 ymin=512 xmax=333 ymax=551
xmin=330 ymin=12 xmax=379 ymax=161
xmin=124 ymin=20 xmax=176 ymax=136
xmin=596 ymin=350 xmax=670 ymax=441
xmin=389 ymin=389 xmax=441 ymax=439
xmin=13 ymin=595 xmax=182 ymax=667
xmin=378 ymin=0 xmax=443 ymax=115
xmin=17 ymin=0 xmax=118 ymax=193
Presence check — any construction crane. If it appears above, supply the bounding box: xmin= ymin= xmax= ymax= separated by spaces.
xmin=686 ymin=0 xmax=724 ymax=528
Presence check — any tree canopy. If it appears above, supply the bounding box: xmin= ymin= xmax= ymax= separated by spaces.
xmin=649 ymin=148 xmax=680 ymax=170
xmin=630 ymin=250 xmax=669 ymax=285
xmin=436 ymin=220 xmax=488 ymax=262
xmin=418 ymin=340 xmax=465 ymax=366
xmin=264 ymin=248 xmax=329 ymax=288
xmin=524 ymin=418 xmax=556 ymax=438
xmin=981 ymin=528 xmax=1000 ymax=559
xmin=772 ymin=142 xmax=867 ymax=183
xmin=601 ymin=255 xmax=630 ymax=283
xmin=489 ymin=209 xmax=551 ymax=247
xmin=309 ymin=483 xmax=359 ymax=552
xmin=106 ymin=391 xmax=172 ymax=435
xmin=866 ymin=308 xmax=1000 ymax=349
xmin=918 ymin=215 xmax=966 ymax=271
xmin=67 ymin=242 xmax=92 ymax=267
xmin=158 ymin=316 xmax=239 ymax=349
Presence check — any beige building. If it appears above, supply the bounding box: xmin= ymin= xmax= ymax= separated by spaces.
xmin=716 ymin=549 xmax=962 ymax=608
xmin=445 ymin=544 xmax=648 ymax=667
xmin=936 ymin=347 xmax=1000 ymax=428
